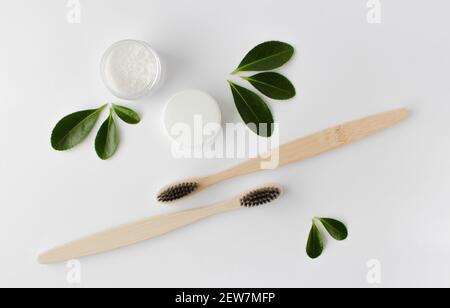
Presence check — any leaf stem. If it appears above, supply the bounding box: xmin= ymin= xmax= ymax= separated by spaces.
xmin=98 ymin=104 xmax=108 ymax=111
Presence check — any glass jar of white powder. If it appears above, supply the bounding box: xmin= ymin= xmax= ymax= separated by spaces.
xmin=100 ymin=40 xmax=162 ymax=100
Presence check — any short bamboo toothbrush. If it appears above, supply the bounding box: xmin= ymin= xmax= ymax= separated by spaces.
xmin=38 ymin=184 xmax=283 ymax=264
xmin=157 ymin=108 xmax=409 ymax=203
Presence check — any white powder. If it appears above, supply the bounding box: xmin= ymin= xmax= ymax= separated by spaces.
xmin=101 ymin=40 xmax=161 ymax=99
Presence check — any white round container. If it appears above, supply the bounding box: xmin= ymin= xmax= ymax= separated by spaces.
xmin=164 ymin=90 xmax=222 ymax=148
xmin=100 ymin=40 xmax=162 ymax=100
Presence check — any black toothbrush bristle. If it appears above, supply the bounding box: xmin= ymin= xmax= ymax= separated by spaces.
xmin=240 ymin=187 xmax=281 ymax=207
xmin=157 ymin=182 xmax=199 ymax=202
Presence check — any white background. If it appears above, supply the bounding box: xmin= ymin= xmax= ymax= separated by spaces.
xmin=1 ymin=0 xmax=449 ymax=288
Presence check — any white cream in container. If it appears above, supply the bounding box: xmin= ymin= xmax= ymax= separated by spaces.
xmin=101 ymin=40 xmax=162 ymax=100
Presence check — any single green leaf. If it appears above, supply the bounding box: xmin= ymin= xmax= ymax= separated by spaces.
xmin=231 ymin=41 xmax=294 ymax=75
xmin=318 ymin=218 xmax=348 ymax=241
xmin=95 ymin=109 xmax=119 ymax=160
xmin=242 ymin=72 xmax=296 ymax=100
xmin=306 ymin=221 xmax=324 ymax=259
xmin=51 ymin=105 xmax=107 ymax=151
xmin=228 ymin=81 xmax=274 ymax=137
xmin=112 ymin=104 xmax=141 ymax=125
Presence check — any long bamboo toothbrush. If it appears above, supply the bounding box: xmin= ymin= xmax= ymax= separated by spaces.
xmin=157 ymin=108 xmax=409 ymax=203
xmin=38 ymin=184 xmax=283 ymax=264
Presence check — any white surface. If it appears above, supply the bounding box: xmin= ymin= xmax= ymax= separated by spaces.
xmin=1 ymin=0 xmax=449 ymax=288
xmin=101 ymin=40 xmax=161 ymax=100
xmin=164 ymin=90 xmax=222 ymax=147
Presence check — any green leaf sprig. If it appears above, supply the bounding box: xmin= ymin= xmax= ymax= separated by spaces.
xmin=228 ymin=81 xmax=275 ymax=137
xmin=228 ymin=41 xmax=297 ymax=137
xmin=231 ymin=41 xmax=294 ymax=75
xmin=95 ymin=108 xmax=119 ymax=160
xmin=242 ymin=72 xmax=296 ymax=100
xmin=51 ymin=103 xmax=140 ymax=160
xmin=306 ymin=217 xmax=348 ymax=259
xmin=112 ymin=104 xmax=141 ymax=124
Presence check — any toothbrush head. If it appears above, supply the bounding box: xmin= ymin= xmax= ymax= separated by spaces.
xmin=240 ymin=185 xmax=283 ymax=207
xmin=157 ymin=182 xmax=199 ymax=203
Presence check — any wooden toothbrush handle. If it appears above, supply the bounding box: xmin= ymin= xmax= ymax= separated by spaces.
xmin=38 ymin=201 xmax=240 ymax=264
xmin=275 ymin=108 xmax=409 ymax=166
xmin=204 ymin=108 xmax=409 ymax=185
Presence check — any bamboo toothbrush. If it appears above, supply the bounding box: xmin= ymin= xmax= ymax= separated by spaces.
xmin=38 ymin=184 xmax=283 ymax=264
xmin=157 ymin=108 xmax=409 ymax=203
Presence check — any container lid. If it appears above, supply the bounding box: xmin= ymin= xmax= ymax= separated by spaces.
xmin=163 ymin=90 xmax=222 ymax=148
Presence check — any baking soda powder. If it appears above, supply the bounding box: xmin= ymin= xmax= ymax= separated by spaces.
xmin=101 ymin=40 xmax=162 ymax=100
